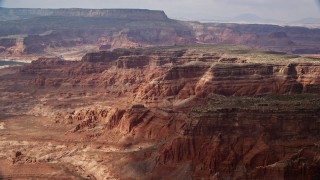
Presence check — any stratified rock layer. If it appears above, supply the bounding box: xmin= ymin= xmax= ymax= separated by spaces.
xmin=1 ymin=45 xmax=320 ymax=179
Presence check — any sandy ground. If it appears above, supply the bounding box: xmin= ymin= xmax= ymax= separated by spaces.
xmin=0 ymin=122 xmax=4 ymax=129
xmin=0 ymin=115 xmax=113 ymax=179
xmin=0 ymin=107 xmax=154 ymax=180
xmin=0 ymin=44 xmax=99 ymax=62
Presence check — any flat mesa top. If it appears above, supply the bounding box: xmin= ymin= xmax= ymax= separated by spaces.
xmin=0 ymin=8 xmax=168 ymax=20
xmin=136 ymin=45 xmax=320 ymax=65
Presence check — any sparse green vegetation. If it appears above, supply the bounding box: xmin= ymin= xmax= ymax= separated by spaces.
xmin=192 ymin=93 xmax=320 ymax=113
xmin=141 ymin=44 xmax=320 ymax=64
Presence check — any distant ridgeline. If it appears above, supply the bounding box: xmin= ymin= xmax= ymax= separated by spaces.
xmin=0 ymin=7 xmax=168 ymax=21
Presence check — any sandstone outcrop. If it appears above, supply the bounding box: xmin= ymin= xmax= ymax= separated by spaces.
xmin=158 ymin=98 xmax=320 ymax=178
xmin=1 ymin=45 xmax=319 ymax=179
xmin=19 ymin=46 xmax=320 ymax=99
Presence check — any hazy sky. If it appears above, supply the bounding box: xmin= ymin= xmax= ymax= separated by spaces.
xmin=1 ymin=0 xmax=320 ymax=21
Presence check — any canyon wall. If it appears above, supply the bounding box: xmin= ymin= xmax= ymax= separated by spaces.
xmin=2 ymin=45 xmax=320 ymax=179
xmin=21 ymin=47 xmax=320 ymax=100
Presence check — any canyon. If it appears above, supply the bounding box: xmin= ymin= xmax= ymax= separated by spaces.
xmin=0 ymin=8 xmax=320 ymax=61
xmin=0 ymin=44 xmax=320 ymax=179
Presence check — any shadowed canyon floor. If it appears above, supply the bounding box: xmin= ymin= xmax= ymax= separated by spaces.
xmin=0 ymin=45 xmax=320 ymax=179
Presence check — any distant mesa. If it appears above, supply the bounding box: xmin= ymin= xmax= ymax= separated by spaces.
xmin=0 ymin=8 xmax=169 ymax=21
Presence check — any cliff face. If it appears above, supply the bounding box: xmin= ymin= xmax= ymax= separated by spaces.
xmin=158 ymin=97 xmax=320 ymax=179
xmin=2 ymin=45 xmax=320 ymax=179
xmin=136 ymin=62 xmax=320 ymax=100
xmin=20 ymin=46 xmax=320 ymax=98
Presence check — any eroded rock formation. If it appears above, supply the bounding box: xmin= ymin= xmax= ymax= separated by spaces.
xmin=1 ymin=45 xmax=320 ymax=179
